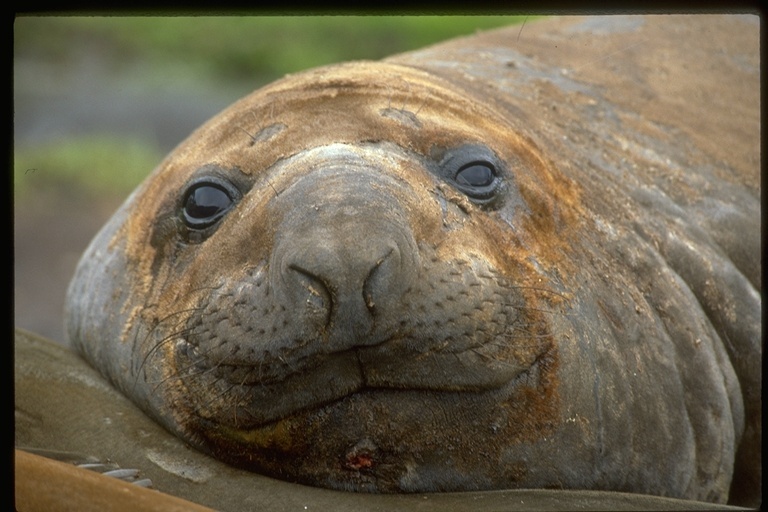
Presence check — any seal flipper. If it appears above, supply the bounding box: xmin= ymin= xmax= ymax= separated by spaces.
xmin=16 ymin=448 xmax=154 ymax=487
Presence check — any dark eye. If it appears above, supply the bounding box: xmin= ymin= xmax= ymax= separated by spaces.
xmin=456 ymin=162 xmax=496 ymax=188
xmin=182 ymin=182 xmax=235 ymax=229
xmin=438 ymin=144 xmax=503 ymax=204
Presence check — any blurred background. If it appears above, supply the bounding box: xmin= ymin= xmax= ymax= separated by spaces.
xmin=14 ymin=15 xmax=528 ymax=345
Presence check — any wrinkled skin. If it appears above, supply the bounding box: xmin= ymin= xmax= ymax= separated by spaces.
xmin=65 ymin=15 xmax=760 ymax=506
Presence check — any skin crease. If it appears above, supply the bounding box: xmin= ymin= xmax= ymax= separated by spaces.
xmin=65 ymin=15 xmax=760 ymax=507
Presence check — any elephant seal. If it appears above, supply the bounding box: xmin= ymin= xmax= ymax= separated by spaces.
xmin=65 ymin=15 xmax=760 ymax=506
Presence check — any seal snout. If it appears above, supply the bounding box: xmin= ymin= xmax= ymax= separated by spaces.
xmin=284 ymin=242 xmax=400 ymax=324
xmin=272 ymin=169 xmax=418 ymax=351
xmin=281 ymin=240 xmax=406 ymax=343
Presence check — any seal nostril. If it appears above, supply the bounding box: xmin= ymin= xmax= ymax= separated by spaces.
xmin=287 ymin=264 xmax=333 ymax=327
xmin=362 ymin=248 xmax=396 ymax=317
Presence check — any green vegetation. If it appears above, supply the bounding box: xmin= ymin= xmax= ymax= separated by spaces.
xmin=14 ymin=136 xmax=164 ymax=198
xmin=16 ymin=16 xmax=529 ymax=80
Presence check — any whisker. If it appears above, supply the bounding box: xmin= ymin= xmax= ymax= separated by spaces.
xmin=133 ymin=310 xmax=203 ymax=378
xmin=399 ymin=80 xmax=412 ymax=112
xmin=238 ymin=126 xmax=257 ymax=144
xmin=413 ymin=94 xmax=428 ymax=117
xmin=146 ymin=363 xmax=209 ymax=394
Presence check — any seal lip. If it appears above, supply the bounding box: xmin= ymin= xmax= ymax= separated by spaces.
xmin=187 ymin=346 xmax=551 ymax=435
xmin=173 ymin=330 xmax=549 ymax=430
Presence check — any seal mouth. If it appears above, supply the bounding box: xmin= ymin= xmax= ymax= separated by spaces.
xmin=170 ymin=245 xmax=553 ymax=429
xmin=174 ymin=332 xmax=545 ymax=429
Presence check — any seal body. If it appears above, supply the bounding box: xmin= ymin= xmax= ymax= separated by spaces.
xmin=66 ymin=15 xmax=760 ymax=505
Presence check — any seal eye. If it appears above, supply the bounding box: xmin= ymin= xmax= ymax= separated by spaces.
xmin=438 ymin=144 xmax=504 ymax=205
xmin=182 ymin=182 xmax=235 ymax=229
xmin=456 ymin=162 xmax=496 ymax=188
xmin=453 ymin=162 xmax=499 ymax=202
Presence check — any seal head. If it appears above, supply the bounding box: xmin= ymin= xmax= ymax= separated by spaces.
xmin=67 ymin=62 xmax=571 ymax=492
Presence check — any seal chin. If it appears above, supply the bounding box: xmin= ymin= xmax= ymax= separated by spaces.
xmin=181 ymin=345 xmax=555 ymax=494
